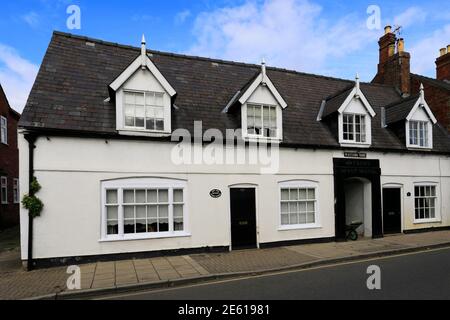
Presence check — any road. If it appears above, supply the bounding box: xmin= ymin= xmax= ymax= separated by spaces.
xmin=99 ymin=247 xmax=450 ymax=300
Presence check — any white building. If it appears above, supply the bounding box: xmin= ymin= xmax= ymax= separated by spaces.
xmin=18 ymin=32 xmax=450 ymax=268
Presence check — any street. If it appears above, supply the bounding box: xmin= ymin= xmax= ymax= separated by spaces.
xmin=99 ymin=247 xmax=450 ymax=300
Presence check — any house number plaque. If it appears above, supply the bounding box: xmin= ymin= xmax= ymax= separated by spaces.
xmin=210 ymin=189 xmax=222 ymax=198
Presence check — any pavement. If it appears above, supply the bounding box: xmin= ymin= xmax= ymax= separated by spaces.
xmin=104 ymin=247 xmax=450 ymax=300
xmin=0 ymin=230 xmax=450 ymax=300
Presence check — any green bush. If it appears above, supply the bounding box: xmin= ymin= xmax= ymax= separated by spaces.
xmin=22 ymin=177 xmax=44 ymax=218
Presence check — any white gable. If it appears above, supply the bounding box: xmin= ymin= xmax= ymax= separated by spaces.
xmin=247 ymin=84 xmax=279 ymax=106
xmin=122 ymin=68 xmax=165 ymax=93
xmin=343 ymin=97 xmax=368 ymax=115
xmin=409 ymin=106 xmax=430 ymax=122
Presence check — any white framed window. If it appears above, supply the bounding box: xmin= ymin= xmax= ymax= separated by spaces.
xmin=123 ymin=91 xmax=165 ymax=132
xmin=408 ymin=120 xmax=430 ymax=148
xmin=343 ymin=113 xmax=366 ymax=143
xmin=101 ymin=178 xmax=189 ymax=241
xmin=414 ymin=184 xmax=439 ymax=223
xmin=1 ymin=177 xmax=7 ymax=204
xmin=247 ymin=104 xmax=278 ymax=138
xmin=279 ymin=181 xmax=320 ymax=230
xmin=0 ymin=116 xmax=7 ymax=145
xmin=13 ymin=178 xmax=19 ymax=204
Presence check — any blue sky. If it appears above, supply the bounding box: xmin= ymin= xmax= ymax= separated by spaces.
xmin=1 ymin=0 xmax=449 ymax=111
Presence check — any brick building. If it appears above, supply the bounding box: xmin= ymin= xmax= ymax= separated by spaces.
xmin=373 ymin=26 xmax=450 ymax=132
xmin=0 ymin=84 xmax=20 ymax=229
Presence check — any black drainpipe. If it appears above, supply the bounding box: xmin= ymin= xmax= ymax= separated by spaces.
xmin=24 ymin=133 xmax=37 ymax=271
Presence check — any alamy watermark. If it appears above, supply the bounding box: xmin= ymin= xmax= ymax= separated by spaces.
xmin=366 ymin=265 xmax=381 ymax=290
xmin=366 ymin=5 xmax=381 ymax=30
xmin=66 ymin=5 xmax=81 ymax=30
xmin=66 ymin=265 xmax=81 ymax=290
xmin=170 ymin=121 xmax=280 ymax=174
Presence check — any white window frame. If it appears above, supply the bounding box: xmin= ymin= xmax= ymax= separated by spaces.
xmin=100 ymin=178 xmax=190 ymax=242
xmin=406 ymin=120 xmax=433 ymax=150
xmin=123 ymin=90 xmax=167 ymax=132
xmin=1 ymin=177 xmax=7 ymax=204
xmin=278 ymin=180 xmax=321 ymax=231
xmin=242 ymin=103 xmax=283 ymax=141
xmin=0 ymin=116 xmax=7 ymax=145
xmin=339 ymin=112 xmax=371 ymax=147
xmin=13 ymin=178 xmax=19 ymax=204
xmin=413 ymin=182 xmax=440 ymax=224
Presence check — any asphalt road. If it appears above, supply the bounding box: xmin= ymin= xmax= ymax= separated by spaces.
xmin=100 ymin=247 xmax=450 ymax=300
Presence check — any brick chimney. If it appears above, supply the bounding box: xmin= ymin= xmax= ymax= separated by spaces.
xmin=436 ymin=45 xmax=450 ymax=81
xmin=372 ymin=26 xmax=411 ymax=96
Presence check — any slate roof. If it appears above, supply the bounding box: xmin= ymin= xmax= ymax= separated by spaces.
xmin=412 ymin=73 xmax=450 ymax=91
xmin=20 ymin=32 xmax=450 ymax=154
xmin=321 ymin=85 xmax=354 ymax=118
xmin=385 ymin=94 xmax=419 ymax=125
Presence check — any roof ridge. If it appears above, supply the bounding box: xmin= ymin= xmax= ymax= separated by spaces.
xmin=51 ymin=31 xmax=386 ymax=86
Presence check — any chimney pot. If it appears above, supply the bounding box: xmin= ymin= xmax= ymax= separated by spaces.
xmin=384 ymin=25 xmax=392 ymax=34
xmin=398 ymin=39 xmax=405 ymax=53
xmin=440 ymin=48 xmax=447 ymax=57
xmin=447 ymin=45 xmax=450 ymax=53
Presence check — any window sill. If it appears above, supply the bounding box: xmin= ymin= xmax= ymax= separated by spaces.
xmin=99 ymin=232 xmax=191 ymax=243
xmin=340 ymin=142 xmax=371 ymax=148
xmin=243 ymin=135 xmax=282 ymax=143
xmin=118 ymin=129 xmax=172 ymax=138
xmin=278 ymin=224 xmax=321 ymax=231
xmin=413 ymin=219 xmax=441 ymax=225
xmin=407 ymin=146 xmax=432 ymax=151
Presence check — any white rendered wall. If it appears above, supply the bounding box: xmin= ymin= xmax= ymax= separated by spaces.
xmin=18 ymin=134 xmax=450 ymax=260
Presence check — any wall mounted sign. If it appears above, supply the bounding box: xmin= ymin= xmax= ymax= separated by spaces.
xmin=210 ymin=189 xmax=222 ymax=198
xmin=344 ymin=152 xmax=367 ymax=159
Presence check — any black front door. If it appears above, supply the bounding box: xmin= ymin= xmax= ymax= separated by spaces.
xmin=383 ymin=188 xmax=401 ymax=234
xmin=230 ymin=188 xmax=257 ymax=249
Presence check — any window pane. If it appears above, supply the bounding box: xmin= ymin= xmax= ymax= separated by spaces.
xmin=107 ymin=220 xmax=119 ymax=235
xmin=299 ymin=202 xmax=307 ymax=213
xmin=106 ymin=190 xmax=118 ymax=204
xmin=135 ymin=106 xmax=145 ymax=128
xmin=147 ymin=190 xmax=158 ymax=203
xmin=281 ymin=189 xmax=289 ymax=201
xmin=174 ymin=218 xmax=183 ymax=231
xmin=298 ymin=212 xmax=307 ymax=224
xmin=158 ymin=190 xmax=168 ymax=202
xmin=174 ymin=204 xmax=183 ymax=218
xmin=290 ymin=213 xmax=298 ymax=225
xmin=174 ymin=189 xmax=184 ymax=203
xmin=155 ymin=93 xmax=164 ymax=106
xmin=148 ymin=219 xmax=158 ymax=233
xmin=281 ymin=202 xmax=289 ymax=213
xmin=289 ymin=202 xmax=297 ymax=214
xmin=307 ymin=212 xmax=315 ymax=224
xmin=146 ymin=92 xmax=156 ymax=105
xmin=125 ymin=92 xmax=135 ymax=104
xmin=159 ymin=219 xmax=169 ymax=232
xmin=136 ymin=205 xmax=146 ymax=219
xmin=159 ymin=205 xmax=169 ymax=218
xmin=307 ymin=188 xmax=315 ymax=200
xmin=107 ymin=206 xmax=118 ymax=220
xmin=124 ymin=206 xmax=134 ymax=219
xmin=299 ymin=189 xmax=307 ymax=200
xmin=136 ymin=190 xmax=146 ymax=203
xmin=148 ymin=205 xmax=158 ymax=218
xmin=135 ymin=93 xmax=144 ymax=105
xmin=155 ymin=120 xmax=164 ymax=131
xmin=124 ymin=190 xmax=134 ymax=203
xmin=281 ymin=214 xmax=289 ymax=225
xmin=124 ymin=220 xmax=135 ymax=234
xmin=290 ymin=189 xmax=299 ymax=200
xmin=136 ymin=220 xmax=147 ymax=233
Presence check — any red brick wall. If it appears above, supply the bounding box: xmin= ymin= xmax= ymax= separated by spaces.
xmin=0 ymin=86 xmax=20 ymax=229
xmin=410 ymin=78 xmax=450 ymax=132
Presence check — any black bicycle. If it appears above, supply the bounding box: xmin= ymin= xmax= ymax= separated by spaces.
xmin=345 ymin=222 xmax=363 ymax=241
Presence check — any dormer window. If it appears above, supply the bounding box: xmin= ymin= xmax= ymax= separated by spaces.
xmin=343 ymin=113 xmax=366 ymax=143
xmin=408 ymin=120 xmax=429 ymax=148
xmin=109 ymin=35 xmax=176 ymax=137
xmin=124 ymin=91 xmax=165 ymax=131
xmin=247 ymin=104 xmax=278 ymax=138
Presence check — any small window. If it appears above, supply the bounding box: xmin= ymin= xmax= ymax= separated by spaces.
xmin=343 ymin=113 xmax=366 ymax=143
xmin=124 ymin=91 xmax=165 ymax=132
xmin=1 ymin=177 xmax=7 ymax=204
xmin=247 ymin=104 xmax=277 ymax=138
xmin=409 ymin=121 xmax=429 ymax=148
xmin=102 ymin=179 xmax=187 ymax=240
xmin=280 ymin=182 xmax=318 ymax=228
xmin=0 ymin=116 xmax=7 ymax=145
xmin=13 ymin=179 xmax=19 ymax=204
xmin=414 ymin=185 xmax=437 ymax=221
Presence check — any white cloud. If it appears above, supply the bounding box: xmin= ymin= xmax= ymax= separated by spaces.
xmin=393 ymin=7 xmax=427 ymax=29
xmin=0 ymin=44 xmax=39 ymax=112
xmin=409 ymin=24 xmax=450 ymax=76
xmin=188 ymin=0 xmax=379 ymax=77
xmin=22 ymin=11 xmax=40 ymax=28
xmin=175 ymin=10 xmax=191 ymax=25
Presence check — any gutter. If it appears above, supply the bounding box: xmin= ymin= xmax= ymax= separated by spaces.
xmin=24 ymin=133 xmax=37 ymax=271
